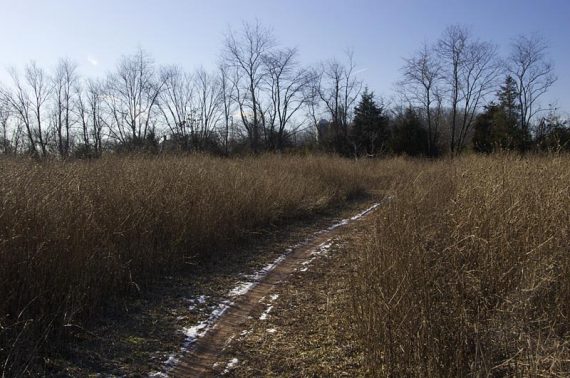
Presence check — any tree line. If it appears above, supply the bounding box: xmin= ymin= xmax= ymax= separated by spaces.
xmin=0 ymin=22 xmax=566 ymax=158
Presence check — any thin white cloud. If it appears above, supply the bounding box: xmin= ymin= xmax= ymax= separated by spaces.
xmin=87 ymin=55 xmax=99 ymax=66
xmin=354 ymin=67 xmax=368 ymax=75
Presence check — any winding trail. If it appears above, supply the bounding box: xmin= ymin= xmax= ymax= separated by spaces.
xmin=169 ymin=201 xmax=383 ymax=377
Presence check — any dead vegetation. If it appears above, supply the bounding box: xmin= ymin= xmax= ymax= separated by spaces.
xmin=349 ymin=154 xmax=570 ymax=376
xmin=0 ymin=154 xmax=383 ymax=375
xmin=1 ymin=153 xmax=568 ymax=376
xmin=220 ymin=233 xmax=367 ymax=377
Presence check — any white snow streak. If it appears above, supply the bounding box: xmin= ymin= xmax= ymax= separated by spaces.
xmin=228 ymin=281 xmax=256 ymax=297
xmin=298 ymin=238 xmax=336 ymax=271
xmin=164 ymin=355 xmax=179 ymax=368
xmin=259 ymin=305 xmax=273 ymax=320
xmin=228 ymin=254 xmax=286 ymax=297
xmin=222 ymin=358 xmax=239 ymax=374
xmin=149 ymin=372 xmax=168 ymax=378
xmin=182 ymin=300 xmax=232 ymax=346
xmin=187 ymin=295 xmax=208 ymax=311
xmin=327 ymin=202 xmax=382 ymax=231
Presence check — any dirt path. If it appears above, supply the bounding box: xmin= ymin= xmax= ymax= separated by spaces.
xmin=170 ymin=202 xmax=382 ymax=377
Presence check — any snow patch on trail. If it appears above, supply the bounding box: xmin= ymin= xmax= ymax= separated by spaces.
xmin=259 ymin=292 xmax=279 ymax=320
xmin=150 ymin=299 xmax=235 ymax=376
xmin=298 ymin=238 xmax=336 ymax=272
xmin=312 ymin=240 xmax=334 ymax=256
xmin=182 ymin=300 xmax=232 ymax=347
xmin=228 ymin=281 xmax=255 ymax=298
xmin=228 ymin=254 xmax=286 ymax=297
xmin=295 ymin=201 xmax=385 ymax=274
xmin=223 ymin=335 xmax=235 ymax=350
xmin=222 ymin=358 xmax=239 ymax=375
xmin=187 ymin=295 xmax=208 ymax=311
xmin=259 ymin=305 xmax=273 ymax=320
xmin=164 ymin=355 xmax=179 ymax=368
xmin=326 ymin=202 xmax=382 ymax=231
xmin=149 ymin=252 xmax=290 ymax=376
xmin=350 ymin=202 xmax=383 ymax=220
xmin=149 ymin=372 xmax=168 ymax=378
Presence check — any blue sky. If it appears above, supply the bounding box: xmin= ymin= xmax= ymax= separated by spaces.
xmin=1 ymin=0 xmax=568 ymax=112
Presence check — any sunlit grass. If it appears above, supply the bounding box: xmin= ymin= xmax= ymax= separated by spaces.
xmin=0 ymin=153 xmax=384 ymax=374
xmin=349 ymin=154 xmax=570 ymax=376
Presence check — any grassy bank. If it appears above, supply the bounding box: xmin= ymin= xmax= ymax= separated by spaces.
xmin=349 ymin=155 xmax=570 ymax=376
xmin=0 ymin=154 xmax=384 ymax=374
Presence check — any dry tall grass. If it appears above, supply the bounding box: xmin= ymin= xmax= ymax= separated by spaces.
xmin=350 ymin=155 xmax=570 ymax=376
xmin=0 ymin=154 xmax=382 ymax=375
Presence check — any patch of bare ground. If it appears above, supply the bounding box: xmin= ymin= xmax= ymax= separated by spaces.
xmin=43 ymin=197 xmax=376 ymax=377
xmin=214 ymin=220 xmax=370 ymax=377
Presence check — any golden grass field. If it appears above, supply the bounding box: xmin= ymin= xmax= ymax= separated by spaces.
xmin=0 ymin=154 xmax=385 ymax=374
xmin=349 ymin=155 xmax=570 ymax=376
xmin=1 ymin=153 xmax=569 ymax=375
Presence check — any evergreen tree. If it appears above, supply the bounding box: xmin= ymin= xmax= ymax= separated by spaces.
xmin=498 ymin=76 xmax=518 ymax=121
xmin=390 ymin=107 xmax=429 ymax=156
xmin=473 ymin=103 xmax=500 ymax=153
xmin=473 ymin=77 xmax=528 ymax=152
xmin=497 ymin=76 xmax=526 ymax=149
xmin=350 ymin=89 xmax=389 ymax=156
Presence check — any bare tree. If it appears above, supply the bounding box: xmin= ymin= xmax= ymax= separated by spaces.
xmin=218 ymin=63 xmax=236 ymax=154
xmin=508 ymin=34 xmax=557 ymax=146
xmin=263 ymin=47 xmax=311 ymax=150
xmin=26 ymin=62 xmax=52 ymax=156
xmin=437 ymin=25 xmax=468 ymax=153
xmin=193 ymin=67 xmax=222 ymax=150
xmin=10 ymin=120 xmax=24 ymax=154
xmin=0 ymin=94 xmax=24 ymax=155
xmin=1 ymin=64 xmax=52 ymax=156
xmin=75 ymin=81 xmax=90 ymax=152
xmin=224 ymin=21 xmax=274 ymax=152
xmin=437 ymin=25 xmax=500 ymax=152
xmin=157 ymin=66 xmax=195 ymax=149
xmin=105 ymin=49 xmax=166 ymax=147
xmin=75 ymin=78 xmax=105 ymax=156
xmin=1 ymin=71 xmax=32 ymax=154
xmin=52 ymin=59 xmax=78 ymax=157
xmin=0 ymin=99 xmax=12 ymax=153
xmin=304 ymin=69 xmax=323 ymax=144
xmin=317 ymin=51 xmax=362 ymax=153
xmin=455 ymin=40 xmax=501 ymax=150
xmin=399 ymin=43 xmax=443 ymax=156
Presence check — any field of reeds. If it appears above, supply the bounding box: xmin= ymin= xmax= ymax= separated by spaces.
xmin=0 ymin=154 xmax=387 ymax=375
xmin=349 ymin=155 xmax=570 ymax=376
xmin=2 ymin=153 xmax=569 ymax=376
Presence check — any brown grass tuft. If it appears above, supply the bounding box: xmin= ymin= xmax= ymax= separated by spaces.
xmin=349 ymin=154 xmax=570 ymax=376
xmin=0 ymin=154 xmax=380 ymax=374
